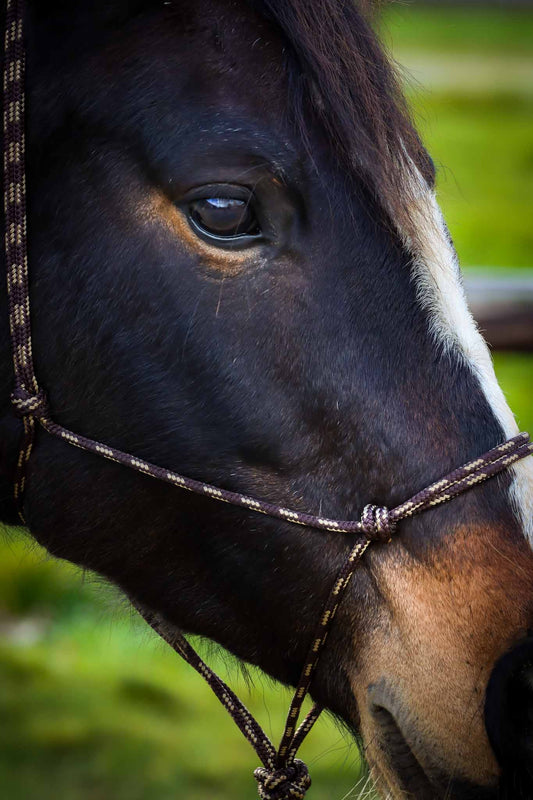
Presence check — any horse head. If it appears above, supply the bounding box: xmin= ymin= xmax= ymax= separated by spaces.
xmin=1 ymin=1 xmax=532 ymax=797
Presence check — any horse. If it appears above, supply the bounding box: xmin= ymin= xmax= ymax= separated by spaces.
xmin=1 ymin=1 xmax=533 ymax=798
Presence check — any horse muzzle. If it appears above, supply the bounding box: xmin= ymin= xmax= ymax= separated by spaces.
xmin=365 ymin=637 xmax=533 ymax=800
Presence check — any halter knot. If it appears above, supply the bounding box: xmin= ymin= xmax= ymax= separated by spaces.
xmin=11 ymin=387 xmax=49 ymax=419
xmin=254 ymin=759 xmax=311 ymax=800
xmin=360 ymin=504 xmax=396 ymax=543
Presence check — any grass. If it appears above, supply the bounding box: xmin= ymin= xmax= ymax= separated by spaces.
xmin=382 ymin=6 xmax=533 ymax=269
xmin=410 ymin=92 xmax=533 ymax=268
xmin=0 ymin=538 xmax=366 ymax=800
xmin=381 ymin=6 xmax=533 ymax=55
xmin=1 ymin=5 xmax=532 ymax=800
xmin=493 ymin=353 xmax=533 ymax=434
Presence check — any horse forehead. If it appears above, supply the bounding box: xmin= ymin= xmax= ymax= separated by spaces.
xmin=137 ymin=0 xmax=288 ymax=103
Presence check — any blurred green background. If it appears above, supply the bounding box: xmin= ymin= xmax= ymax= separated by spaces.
xmin=1 ymin=5 xmax=532 ymax=799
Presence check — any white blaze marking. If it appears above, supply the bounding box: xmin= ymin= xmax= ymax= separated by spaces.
xmin=402 ymin=186 xmax=533 ymax=544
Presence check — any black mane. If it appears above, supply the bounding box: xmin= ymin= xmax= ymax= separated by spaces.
xmin=252 ymin=0 xmax=435 ymax=227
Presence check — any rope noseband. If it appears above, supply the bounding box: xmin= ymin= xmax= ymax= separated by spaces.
xmin=4 ymin=1 xmax=533 ymax=797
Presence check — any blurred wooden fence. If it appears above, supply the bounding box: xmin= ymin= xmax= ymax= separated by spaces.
xmin=465 ymin=272 xmax=533 ymax=351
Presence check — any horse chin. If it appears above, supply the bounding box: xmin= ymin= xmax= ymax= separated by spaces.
xmin=368 ymin=705 xmax=440 ymax=799
xmin=363 ymin=698 xmax=499 ymax=800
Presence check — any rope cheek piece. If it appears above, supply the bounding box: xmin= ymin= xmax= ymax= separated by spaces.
xmin=4 ymin=2 xmax=533 ymax=797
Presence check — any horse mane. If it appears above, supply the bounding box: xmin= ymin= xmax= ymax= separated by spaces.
xmin=251 ymin=0 xmax=435 ymax=233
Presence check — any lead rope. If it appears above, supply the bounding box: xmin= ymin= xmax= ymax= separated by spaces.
xmin=3 ymin=0 xmax=40 ymax=516
xmin=4 ymin=2 xmax=533 ymax=798
xmin=134 ymin=531 xmax=371 ymax=800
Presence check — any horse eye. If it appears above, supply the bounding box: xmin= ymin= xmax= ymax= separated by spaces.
xmin=189 ymin=197 xmax=261 ymax=242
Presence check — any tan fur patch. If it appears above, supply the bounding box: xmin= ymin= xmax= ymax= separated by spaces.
xmin=145 ymin=190 xmax=266 ymax=278
xmin=353 ymin=524 xmax=533 ymax=795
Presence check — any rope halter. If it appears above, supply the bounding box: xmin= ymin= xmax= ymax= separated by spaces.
xmin=11 ymin=386 xmax=49 ymax=418
xmin=359 ymin=504 xmax=396 ymax=543
xmin=254 ymin=760 xmax=312 ymax=800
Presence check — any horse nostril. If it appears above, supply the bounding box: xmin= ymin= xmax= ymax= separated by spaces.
xmin=485 ymin=637 xmax=533 ymax=793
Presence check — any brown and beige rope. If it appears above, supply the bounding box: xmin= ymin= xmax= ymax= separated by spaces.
xmin=4 ymin=1 xmax=533 ymax=797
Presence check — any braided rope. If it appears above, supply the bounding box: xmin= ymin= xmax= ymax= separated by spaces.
xmin=3 ymin=0 xmax=40 ymax=522
xmin=134 ymin=606 xmax=278 ymax=772
xmin=254 ymin=760 xmax=311 ymax=800
xmin=3 ymin=2 xmax=533 ymax=798
xmin=32 ymin=414 xmax=533 ymax=539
